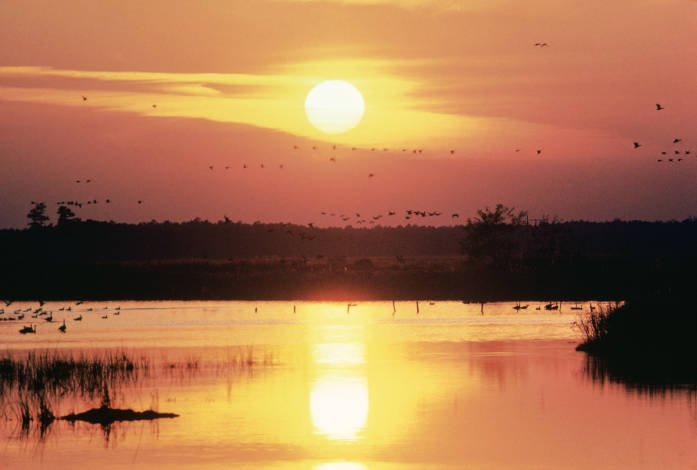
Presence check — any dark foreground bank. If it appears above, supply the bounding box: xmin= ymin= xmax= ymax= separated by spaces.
xmin=576 ymin=295 xmax=697 ymax=386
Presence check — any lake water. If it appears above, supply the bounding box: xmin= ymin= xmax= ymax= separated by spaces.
xmin=1 ymin=301 xmax=696 ymax=469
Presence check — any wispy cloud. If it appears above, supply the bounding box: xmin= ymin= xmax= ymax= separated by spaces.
xmin=0 ymin=63 xmax=473 ymax=147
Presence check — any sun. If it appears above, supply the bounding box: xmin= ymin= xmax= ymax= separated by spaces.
xmin=304 ymin=80 xmax=365 ymax=134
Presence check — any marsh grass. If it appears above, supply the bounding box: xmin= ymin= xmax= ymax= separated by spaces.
xmin=0 ymin=351 xmax=148 ymax=399
xmin=0 ymin=351 xmax=148 ymax=438
xmin=0 ymin=346 xmax=273 ymax=439
xmin=575 ymin=296 xmax=697 ymax=387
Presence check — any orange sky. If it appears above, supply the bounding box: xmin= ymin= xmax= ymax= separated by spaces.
xmin=1 ymin=0 xmax=696 ymax=228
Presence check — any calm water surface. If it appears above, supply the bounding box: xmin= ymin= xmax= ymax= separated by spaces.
xmin=1 ymin=300 xmax=696 ymax=469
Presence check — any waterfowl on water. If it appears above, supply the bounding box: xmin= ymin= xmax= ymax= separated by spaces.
xmin=58 ymin=320 xmax=66 ymax=333
xmin=19 ymin=324 xmax=36 ymax=334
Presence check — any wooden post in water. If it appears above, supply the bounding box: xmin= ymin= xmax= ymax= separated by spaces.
xmin=392 ymin=300 xmax=396 ymax=317
xmin=481 ymin=302 xmax=484 ymax=315
xmin=416 ymin=301 xmax=420 ymax=314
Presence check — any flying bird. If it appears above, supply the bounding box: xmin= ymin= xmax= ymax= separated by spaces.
xmin=82 ymin=96 xmax=87 ymax=101
xmin=673 ymin=138 xmax=682 ymax=144
xmin=656 ymin=103 xmax=664 ymax=111
xmin=537 ymin=149 xmax=543 ymax=154
xmin=633 ymin=142 xmax=641 ymax=149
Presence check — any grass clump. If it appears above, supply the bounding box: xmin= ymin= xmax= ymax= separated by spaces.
xmin=575 ymin=295 xmax=697 ymax=386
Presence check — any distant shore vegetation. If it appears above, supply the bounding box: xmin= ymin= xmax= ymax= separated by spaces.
xmin=2 ymin=203 xmax=697 ymax=300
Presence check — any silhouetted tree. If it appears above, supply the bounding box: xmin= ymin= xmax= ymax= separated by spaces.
xmin=460 ymin=204 xmax=528 ymax=269
xmin=27 ymin=202 xmax=50 ymax=229
xmin=57 ymin=205 xmax=77 ymax=225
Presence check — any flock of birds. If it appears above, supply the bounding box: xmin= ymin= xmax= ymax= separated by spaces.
xmin=0 ymin=299 xmax=122 ymax=335
xmin=633 ymin=133 xmax=694 ymax=163
xmin=64 ymin=70 xmax=692 ymax=224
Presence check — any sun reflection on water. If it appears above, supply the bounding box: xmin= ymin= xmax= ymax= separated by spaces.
xmin=310 ymin=340 xmax=369 ymax=441
xmin=312 ymin=342 xmax=365 ymax=366
xmin=310 ymin=376 xmax=369 ymax=440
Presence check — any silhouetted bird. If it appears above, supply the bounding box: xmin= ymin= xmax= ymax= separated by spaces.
xmin=537 ymin=149 xmax=543 ymax=154
xmin=58 ymin=320 xmax=66 ymax=333
xmin=673 ymin=138 xmax=682 ymax=144
xmin=82 ymin=96 xmax=88 ymax=101
xmin=633 ymin=142 xmax=641 ymax=149
xmin=138 ymin=200 xmax=143 ymax=204
xmin=74 ymin=315 xmax=82 ymax=321
xmin=152 ymin=104 xmax=157 ymax=108
xmin=656 ymin=103 xmax=664 ymax=111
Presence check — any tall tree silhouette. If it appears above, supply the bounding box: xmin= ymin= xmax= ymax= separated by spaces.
xmin=460 ymin=204 xmax=528 ymax=269
xmin=27 ymin=202 xmax=50 ymax=229
xmin=57 ymin=205 xmax=77 ymax=225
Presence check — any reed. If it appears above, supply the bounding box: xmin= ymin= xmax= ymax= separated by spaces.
xmin=0 ymin=350 xmax=148 ymax=399
xmin=575 ymin=295 xmax=697 ymax=386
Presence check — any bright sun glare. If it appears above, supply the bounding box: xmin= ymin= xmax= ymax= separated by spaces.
xmin=304 ymin=80 xmax=365 ymax=134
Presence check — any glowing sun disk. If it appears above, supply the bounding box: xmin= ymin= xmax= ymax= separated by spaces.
xmin=305 ymin=80 xmax=365 ymax=134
